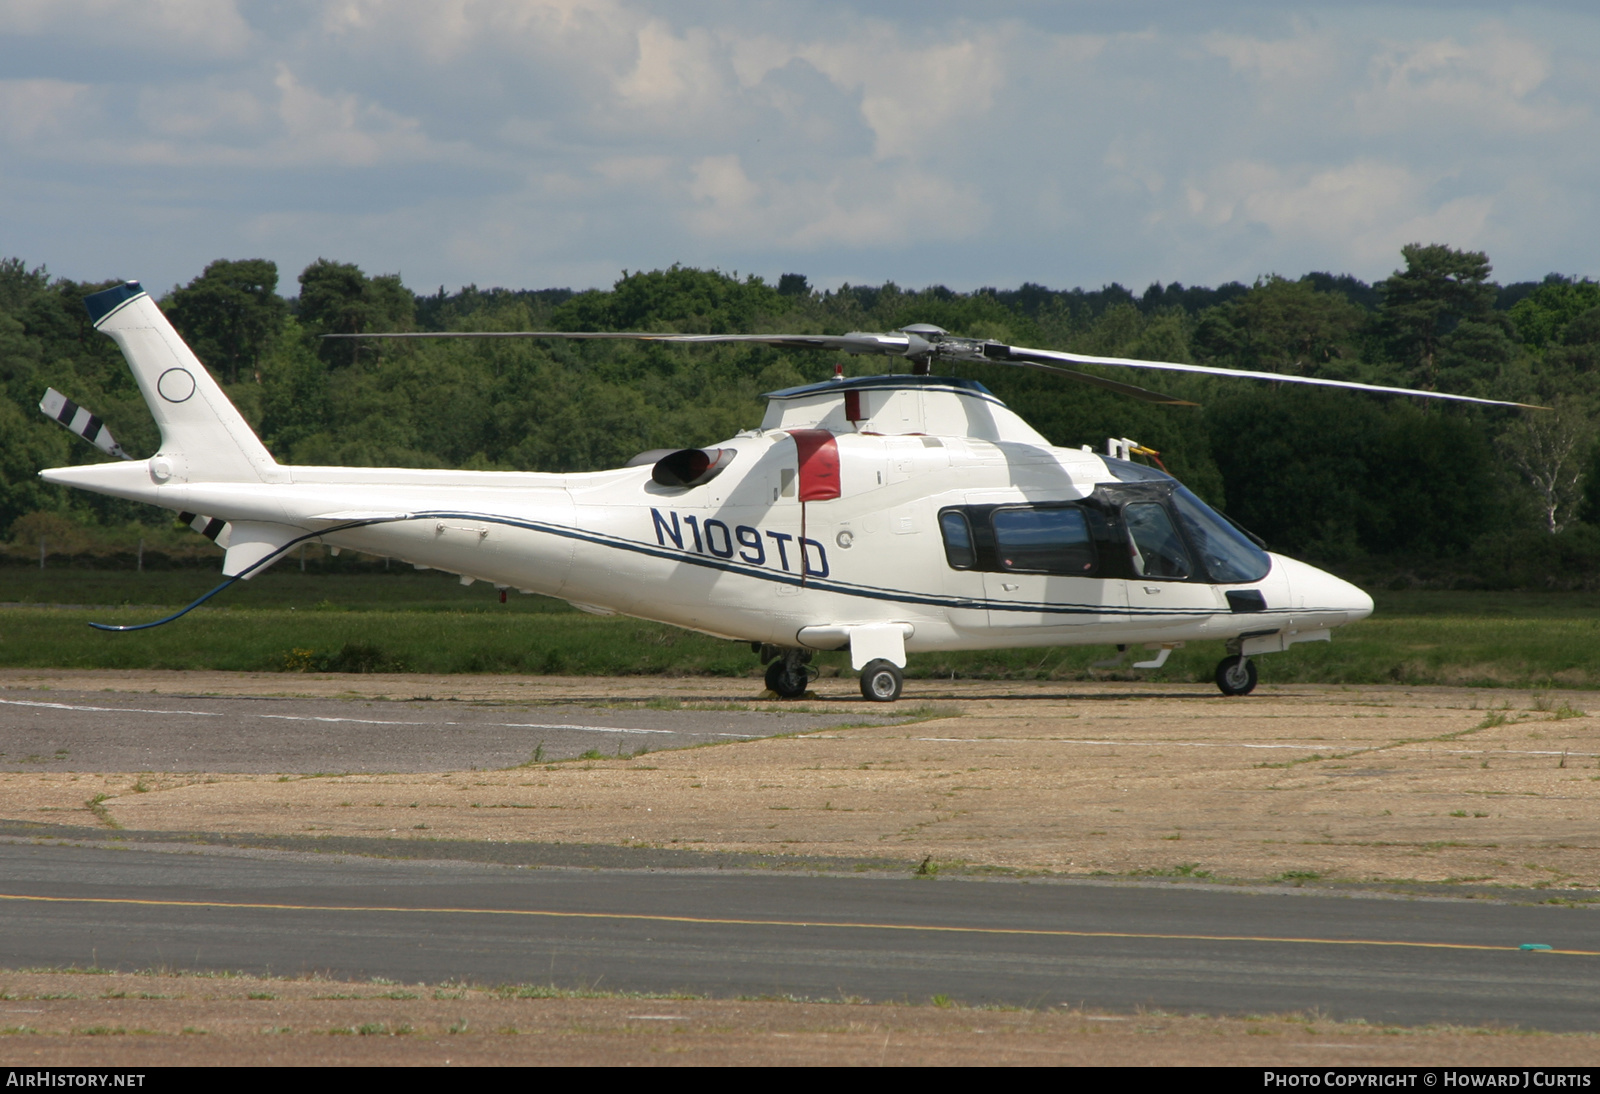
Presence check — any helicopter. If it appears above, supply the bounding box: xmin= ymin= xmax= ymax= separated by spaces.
xmin=38 ymin=280 xmax=1541 ymax=702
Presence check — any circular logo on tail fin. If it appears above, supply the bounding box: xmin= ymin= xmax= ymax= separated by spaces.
xmin=157 ymin=368 xmax=195 ymax=403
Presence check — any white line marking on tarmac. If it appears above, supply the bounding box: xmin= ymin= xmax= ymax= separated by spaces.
xmin=0 ymin=698 xmax=754 ymax=738
xmin=903 ymin=736 xmax=1597 ymax=758
xmin=912 ymin=737 xmax=1319 ymax=748
xmin=0 ymin=699 xmax=224 ymax=718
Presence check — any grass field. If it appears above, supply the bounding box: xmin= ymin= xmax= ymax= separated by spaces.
xmin=2 ymin=567 xmax=1598 ymax=687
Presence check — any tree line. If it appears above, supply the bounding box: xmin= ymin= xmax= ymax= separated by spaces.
xmin=2 ymin=247 xmax=1598 ymax=587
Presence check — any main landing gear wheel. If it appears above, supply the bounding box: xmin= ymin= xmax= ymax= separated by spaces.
xmin=859 ymin=659 xmax=904 ymax=703
xmin=1214 ymin=655 xmax=1258 ymax=696
xmin=764 ymin=654 xmax=810 ymax=700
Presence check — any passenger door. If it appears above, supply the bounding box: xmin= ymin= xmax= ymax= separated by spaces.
xmin=974 ymin=504 xmax=1122 ymax=631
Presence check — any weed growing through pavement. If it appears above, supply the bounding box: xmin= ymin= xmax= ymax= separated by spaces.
xmin=84 ymin=793 xmax=120 ymax=830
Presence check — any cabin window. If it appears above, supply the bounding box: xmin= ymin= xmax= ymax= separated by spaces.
xmin=1123 ymin=502 xmax=1191 ymax=579
xmin=938 ymin=510 xmax=976 ymax=569
xmin=1169 ymin=486 xmax=1270 ymax=584
xmin=991 ymin=506 xmax=1096 ymax=575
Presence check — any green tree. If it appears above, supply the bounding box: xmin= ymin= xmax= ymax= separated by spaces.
xmin=1497 ymin=397 xmax=1594 ymax=533
xmin=1378 ymin=243 xmax=1503 ymax=390
xmin=297 ymin=259 xmax=414 ymax=367
xmin=1508 ymin=277 xmax=1600 ymax=348
xmin=165 ymin=258 xmax=288 ymax=384
xmin=552 ymin=265 xmax=783 ymax=333
xmin=1192 ymin=276 xmax=1367 ymax=378
xmin=0 ymin=257 xmax=50 ymax=311
xmin=1205 ymin=388 xmax=1501 ymax=561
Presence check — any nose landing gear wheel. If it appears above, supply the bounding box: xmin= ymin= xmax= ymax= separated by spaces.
xmin=1214 ymin=655 xmax=1258 ymax=696
xmin=859 ymin=659 xmax=903 ymax=702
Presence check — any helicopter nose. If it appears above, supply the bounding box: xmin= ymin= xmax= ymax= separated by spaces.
xmin=1271 ymin=555 xmax=1374 ymax=623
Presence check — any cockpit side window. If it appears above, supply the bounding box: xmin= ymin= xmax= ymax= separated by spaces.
xmin=938 ymin=509 xmax=976 ymax=569
xmin=1123 ymin=502 xmax=1191 ymax=579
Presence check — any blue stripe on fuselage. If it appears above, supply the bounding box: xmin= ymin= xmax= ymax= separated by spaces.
xmin=387 ymin=509 xmax=1293 ymax=620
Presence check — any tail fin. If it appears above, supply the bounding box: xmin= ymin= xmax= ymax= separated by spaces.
xmin=83 ymin=281 xmax=284 ymax=484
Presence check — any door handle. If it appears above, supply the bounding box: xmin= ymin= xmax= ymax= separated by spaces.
xmin=1002 ymin=583 xmax=1019 ymax=591
xmin=1143 ymin=586 xmax=1161 ymax=594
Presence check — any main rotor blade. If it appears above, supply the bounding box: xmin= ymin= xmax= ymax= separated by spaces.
xmin=324 ymin=330 xmax=911 ymax=355
xmin=327 ymin=328 xmax=1544 ymax=409
xmin=989 ymin=345 xmax=1547 ymax=410
xmin=1004 ymin=360 xmax=1197 ymax=405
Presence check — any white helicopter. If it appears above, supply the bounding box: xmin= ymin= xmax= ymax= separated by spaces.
xmin=39 ymin=281 xmax=1539 ymax=702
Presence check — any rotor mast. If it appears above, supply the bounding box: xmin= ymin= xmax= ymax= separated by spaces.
xmin=897 ymin=323 xmax=945 ymax=375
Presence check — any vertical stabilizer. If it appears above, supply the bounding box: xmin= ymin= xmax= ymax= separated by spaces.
xmin=83 ymin=281 xmax=285 ymax=484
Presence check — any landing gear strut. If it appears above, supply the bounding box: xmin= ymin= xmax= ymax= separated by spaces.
xmin=760 ymin=646 xmax=812 ymax=699
xmin=1214 ymin=654 xmax=1258 ymax=696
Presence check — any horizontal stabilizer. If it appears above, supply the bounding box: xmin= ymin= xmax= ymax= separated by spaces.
xmin=39 ymin=388 xmax=132 ymax=460
xmin=221 ymin=521 xmax=300 ymax=579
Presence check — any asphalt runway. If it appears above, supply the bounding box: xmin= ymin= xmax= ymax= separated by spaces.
xmin=0 ymin=689 xmax=883 ymax=772
xmin=2 ymin=840 xmax=1597 ymax=1030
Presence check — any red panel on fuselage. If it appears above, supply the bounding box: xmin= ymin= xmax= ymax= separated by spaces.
xmin=790 ymin=429 xmax=841 ymax=501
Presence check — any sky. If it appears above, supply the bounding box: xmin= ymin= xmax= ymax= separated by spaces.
xmin=2 ymin=1 xmax=1597 ymax=298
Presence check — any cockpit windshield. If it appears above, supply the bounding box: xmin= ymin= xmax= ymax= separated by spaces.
xmin=1170 ymin=486 xmax=1271 ymax=584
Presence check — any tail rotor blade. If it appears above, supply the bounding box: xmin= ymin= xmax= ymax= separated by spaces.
xmin=39 ymin=388 xmax=133 ymax=459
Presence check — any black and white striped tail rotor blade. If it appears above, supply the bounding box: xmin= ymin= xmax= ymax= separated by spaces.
xmin=984 ymin=346 xmax=1546 ymax=410
xmin=177 ymin=511 xmax=229 ymax=543
xmin=39 ymin=388 xmax=133 ymax=459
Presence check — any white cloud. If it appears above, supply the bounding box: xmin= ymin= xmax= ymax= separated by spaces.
xmin=0 ymin=0 xmax=252 ymax=56
xmin=136 ymin=81 xmax=266 ymax=140
xmin=0 ymin=80 xmax=92 ymax=142
xmin=1179 ymin=159 xmax=1496 ymax=271
xmin=6 ymin=65 xmax=456 ymax=170
xmin=615 ymin=21 xmax=726 ymax=112
xmin=1354 ymin=25 xmax=1584 ymax=135
xmin=682 ymin=152 xmax=987 ymax=249
xmin=270 ymin=66 xmax=440 ymax=168
xmin=798 ymin=27 xmax=1009 ymax=160
xmin=4 ymin=2 xmax=1598 ymax=293
xmin=1204 ymin=24 xmax=1340 ymax=86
